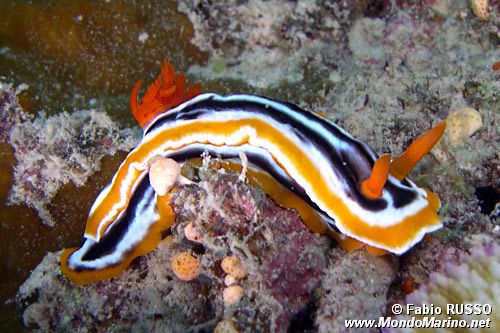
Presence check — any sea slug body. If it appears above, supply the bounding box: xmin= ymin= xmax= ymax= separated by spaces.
xmin=60 ymin=60 xmax=445 ymax=285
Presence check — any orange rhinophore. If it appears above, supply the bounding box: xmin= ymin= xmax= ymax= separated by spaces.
xmin=361 ymin=154 xmax=392 ymax=199
xmin=390 ymin=121 xmax=446 ymax=180
xmin=130 ymin=59 xmax=202 ymax=128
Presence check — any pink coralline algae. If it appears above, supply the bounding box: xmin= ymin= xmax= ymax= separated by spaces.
xmin=2 ymin=82 xmax=140 ymax=226
xmin=261 ymin=198 xmax=327 ymax=331
xmin=16 ymin=163 xmax=330 ymax=332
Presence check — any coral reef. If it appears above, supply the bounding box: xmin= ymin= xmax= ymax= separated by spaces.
xmin=17 ymin=240 xmax=218 ymax=332
xmin=5 ymin=0 xmax=499 ymax=331
xmin=0 ymin=80 xmax=141 ymax=319
xmin=390 ymin=243 xmax=500 ymax=332
xmin=172 ymin=162 xmax=332 ymax=332
xmin=178 ymin=0 xmax=353 ymax=90
xmin=2 ymin=76 xmax=140 ymax=228
xmin=16 ymin=163 xmax=332 ymax=332
xmin=316 ymin=250 xmax=398 ymax=333
xmin=8 ymin=107 xmax=140 ymax=226
xmin=348 ymin=18 xmax=387 ymax=63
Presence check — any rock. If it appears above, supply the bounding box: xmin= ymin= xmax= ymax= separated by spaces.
xmin=16 ymin=165 xmax=330 ymax=332
xmin=348 ymin=18 xmax=386 ymax=63
xmin=316 ymin=250 xmax=398 ymax=333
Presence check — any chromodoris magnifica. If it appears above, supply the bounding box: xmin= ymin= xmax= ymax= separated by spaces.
xmin=60 ymin=60 xmax=445 ymax=285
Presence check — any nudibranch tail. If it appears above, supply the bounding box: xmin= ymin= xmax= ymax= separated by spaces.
xmin=390 ymin=121 xmax=446 ymax=180
xmin=130 ymin=59 xmax=202 ymax=128
xmin=84 ymin=166 xmax=144 ymax=241
xmin=329 ymin=233 xmax=389 ymax=256
xmin=60 ymin=182 xmax=174 ymax=285
xmin=360 ymin=154 xmax=391 ymax=199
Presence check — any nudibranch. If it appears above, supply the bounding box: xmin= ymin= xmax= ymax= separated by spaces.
xmin=61 ymin=60 xmax=445 ymax=285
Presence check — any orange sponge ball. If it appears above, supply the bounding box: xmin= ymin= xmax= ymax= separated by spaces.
xmin=221 ymin=256 xmax=247 ymax=279
xmin=184 ymin=222 xmax=204 ymax=244
xmin=171 ymin=252 xmax=201 ymax=281
xmin=223 ymin=285 xmax=244 ymax=306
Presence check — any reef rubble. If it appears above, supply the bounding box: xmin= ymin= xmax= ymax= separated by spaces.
xmin=4 ymin=0 xmax=499 ymax=332
xmin=8 ymin=107 xmax=140 ymax=227
xmin=16 ymin=164 xmax=353 ymax=332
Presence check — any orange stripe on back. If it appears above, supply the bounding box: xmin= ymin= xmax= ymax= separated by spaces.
xmin=85 ymin=118 xmax=440 ymax=252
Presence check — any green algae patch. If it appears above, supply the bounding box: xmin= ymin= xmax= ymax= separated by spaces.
xmin=212 ymin=60 xmax=226 ymax=73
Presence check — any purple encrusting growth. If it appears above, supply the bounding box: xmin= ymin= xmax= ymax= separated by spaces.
xmin=171 ymin=161 xmax=330 ymax=332
xmin=16 ymin=163 xmax=332 ymax=332
xmin=0 ymin=82 xmax=31 ymax=144
xmin=260 ymin=199 xmax=327 ymax=331
xmin=3 ymin=90 xmax=140 ymax=226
